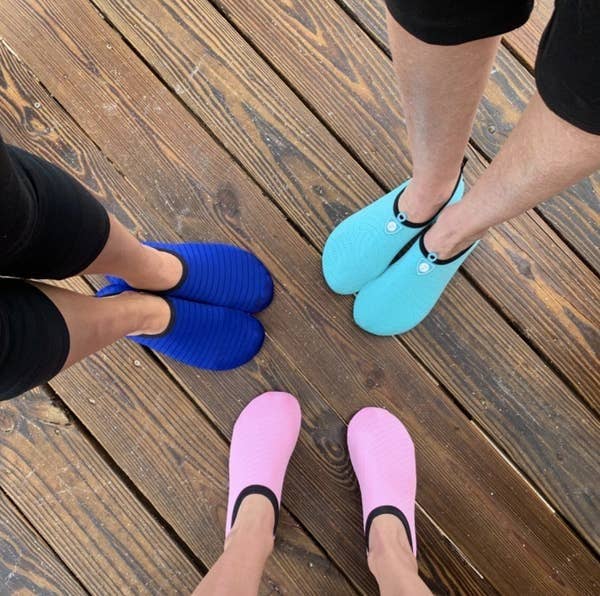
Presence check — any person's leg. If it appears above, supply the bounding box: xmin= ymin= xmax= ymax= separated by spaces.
xmin=82 ymin=214 xmax=182 ymax=290
xmin=321 ymin=2 xmax=531 ymax=296
xmin=0 ymin=138 xmax=266 ymax=400
xmin=348 ymin=407 xmax=431 ymax=595
xmin=367 ymin=515 xmax=431 ymax=596
xmin=386 ymin=13 xmax=500 ymax=221
xmin=353 ymin=91 xmax=600 ymax=336
xmin=0 ymin=142 xmax=182 ymax=290
xmin=0 ymin=278 xmax=171 ymax=400
xmin=425 ymin=92 xmax=600 ymax=258
xmin=0 ymin=278 xmax=170 ymax=400
xmin=0 ymin=140 xmax=174 ymax=400
xmin=192 ymin=392 xmax=301 ymax=596
xmin=192 ymin=496 xmax=273 ymax=596
xmin=33 ymin=283 xmax=170 ymax=367
xmin=424 ymin=0 xmax=600 ymax=258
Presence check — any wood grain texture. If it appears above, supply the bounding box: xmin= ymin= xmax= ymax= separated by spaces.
xmin=1 ymin=2 xmax=597 ymax=592
xmin=0 ymin=42 xmax=484 ymax=594
xmin=504 ymin=0 xmax=553 ymax=68
xmin=0 ymin=490 xmax=85 ymax=595
xmin=0 ymin=55 xmax=356 ymax=596
xmin=201 ymin=0 xmax=600 ymax=410
xmin=164 ymin=340 xmax=500 ymax=596
xmin=337 ymin=0 xmax=600 ymax=274
xmin=0 ymin=386 xmax=201 ymax=594
xmin=84 ymin=0 xmax=600 ymax=542
xmin=49 ymin=276 xmax=357 ymax=596
xmin=93 ymin=0 xmax=600 ymax=414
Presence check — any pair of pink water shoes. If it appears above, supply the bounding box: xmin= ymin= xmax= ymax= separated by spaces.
xmin=226 ymin=391 xmax=417 ymax=556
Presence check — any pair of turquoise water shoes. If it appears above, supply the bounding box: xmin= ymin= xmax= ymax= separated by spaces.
xmin=322 ymin=176 xmax=477 ymax=335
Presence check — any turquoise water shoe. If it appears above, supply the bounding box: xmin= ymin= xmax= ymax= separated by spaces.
xmin=322 ymin=176 xmax=465 ymax=295
xmin=354 ymin=230 xmax=478 ymax=335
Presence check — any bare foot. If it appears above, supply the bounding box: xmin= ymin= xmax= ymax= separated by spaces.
xmin=396 ymin=175 xmax=458 ymax=223
xmin=423 ymin=202 xmax=482 ymax=259
xmin=368 ymin=515 xmax=432 ymax=596
xmin=368 ymin=514 xmax=416 ymax=570
xmin=123 ymin=246 xmax=183 ymax=291
xmin=101 ymin=291 xmax=172 ymax=336
xmin=225 ymin=494 xmax=275 ymax=553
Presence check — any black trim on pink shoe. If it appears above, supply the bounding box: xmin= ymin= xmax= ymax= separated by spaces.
xmin=230 ymin=484 xmax=280 ymax=536
xmin=365 ymin=505 xmax=413 ymax=553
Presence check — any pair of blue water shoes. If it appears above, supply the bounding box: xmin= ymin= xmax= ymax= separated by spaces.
xmin=97 ymin=242 xmax=273 ymax=370
xmin=322 ymin=175 xmax=477 ymax=335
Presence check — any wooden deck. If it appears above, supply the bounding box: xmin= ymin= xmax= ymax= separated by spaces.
xmin=0 ymin=0 xmax=598 ymax=593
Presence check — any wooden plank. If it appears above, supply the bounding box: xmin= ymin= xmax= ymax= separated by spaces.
xmin=52 ymin=277 xmax=356 ymax=596
xmin=89 ymin=0 xmax=600 ymax=424
xmin=0 ymin=40 xmax=485 ymax=594
xmin=1 ymin=2 xmax=598 ymax=592
xmin=0 ymin=56 xmax=353 ymax=594
xmin=84 ymin=0 xmax=600 ymax=545
xmin=196 ymin=0 xmax=599 ymax=411
xmin=162 ymin=339 xmax=500 ymax=596
xmin=0 ymin=386 xmax=201 ymax=593
xmin=0 ymin=490 xmax=85 ymax=595
xmin=337 ymin=0 xmax=388 ymax=46
xmin=504 ymin=0 xmax=553 ymax=69
xmin=336 ymin=0 xmax=600 ymax=274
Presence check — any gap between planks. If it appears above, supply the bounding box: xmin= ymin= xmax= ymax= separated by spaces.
xmin=76 ymin=274 xmax=360 ymax=593
xmin=87 ymin=0 xmax=600 ymax=523
xmin=0 ymin=37 xmax=496 ymax=592
xmin=1 ymin=2 xmax=596 ymax=588
xmin=77 ymin=2 xmax=577 ymax=566
xmin=0 ymin=483 xmax=90 ymax=595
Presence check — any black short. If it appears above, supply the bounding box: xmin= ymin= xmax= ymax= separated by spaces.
xmin=385 ymin=0 xmax=600 ymax=135
xmin=0 ymin=136 xmax=110 ymax=400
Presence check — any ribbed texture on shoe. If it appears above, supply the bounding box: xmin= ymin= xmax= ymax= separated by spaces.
xmin=348 ymin=407 xmax=417 ymax=555
xmin=132 ymin=296 xmax=265 ymax=370
xmin=226 ymin=392 xmax=301 ymax=536
xmin=99 ymin=242 xmax=273 ymax=313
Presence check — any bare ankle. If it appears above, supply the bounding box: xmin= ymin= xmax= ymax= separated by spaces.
xmin=123 ymin=246 xmax=183 ymax=291
xmin=225 ymin=496 xmax=275 ymax=556
xmin=367 ymin=517 xmax=424 ymax=596
xmin=398 ymin=173 xmax=460 ymax=223
xmin=367 ymin=515 xmax=416 ymax=572
xmin=103 ymin=291 xmax=171 ymax=336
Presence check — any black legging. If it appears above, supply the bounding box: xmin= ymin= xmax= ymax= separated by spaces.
xmin=0 ymin=136 xmax=110 ymax=400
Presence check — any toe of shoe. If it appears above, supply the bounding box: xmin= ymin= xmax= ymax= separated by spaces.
xmin=322 ymin=240 xmax=369 ymax=294
xmin=354 ymin=280 xmax=425 ymax=336
xmin=215 ymin=316 xmax=264 ymax=370
xmin=353 ymin=291 xmax=396 ymax=336
xmin=322 ymin=244 xmax=353 ymax=294
xmin=243 ymin=391 xmax=302 ymax=429
xmin=322 ymin=266 xmax=359 ymax=295
xmin=251 ymin=265 xmax=275 ymax=312
xmin=348 ymin=407 xmax=414 ymax=456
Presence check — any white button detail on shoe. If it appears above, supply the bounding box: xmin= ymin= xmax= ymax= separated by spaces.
xmin=386 ymin=221 xmax=398 ymax=233
xmin=417 ymin=260 xmax=433 ymax=275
